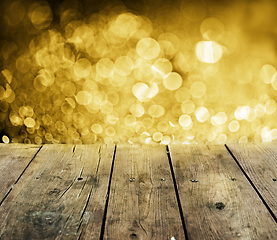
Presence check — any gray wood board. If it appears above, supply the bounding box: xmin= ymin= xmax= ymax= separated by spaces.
xmin=0 ymin=144 xmax=41 ymax=203
xmin=103 ymin=144 xmax=185 ymax=239
xmin=0 ymin=144 xmax=115 ymax=240
xmin=169 ymin=144 xmax=277 ymax=239
xmin=226 ymin=143 xmax=277 ymax=218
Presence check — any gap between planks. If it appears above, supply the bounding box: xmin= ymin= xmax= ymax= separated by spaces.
xmin=1 ymin=144 xmax=277 ymax=240
xmin=166 ymin=145 xmax=189 ymax=240
xmin=99 ymin=145 xmax=117 ymax=240
xmin=225 ymin=144 xmax=277 ymax=224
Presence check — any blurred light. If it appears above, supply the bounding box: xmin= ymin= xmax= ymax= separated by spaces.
xmin=229 ymin=120 xmax=240 ymax=132
xmin=163 ymin=72 xmax=183 ymax=90
xmin=179 ymin=115 xmax=192 ymax=127
xmin=195 ymin=107 xmax=209 ymax=122
xmin=200 ymin=18 xmax=225 ymax=41
xmin=136 ymin=38 xmax=160 ymax=60
xmin=1 ymin=0 xmax=277 ymax=145
xmin=2 ymin=135 xmax=9 ymax=144
xmin=29 ymin=2 xmax=53 ymax=30
xmin=196 ymin=41 xmax=223 ymax=63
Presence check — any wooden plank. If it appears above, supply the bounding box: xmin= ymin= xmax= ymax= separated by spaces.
xmin=0 ymin=144 xmax=115 ymax=240
xmin=103 ymin=144 xmax=185 ymax=240
xmin=226 ymin=142 xmax=277 ymax=218
xmin=169 ymin=144 xmax=277 ymax=239
xmin=0 ymin=144 xmax=41 ymax=204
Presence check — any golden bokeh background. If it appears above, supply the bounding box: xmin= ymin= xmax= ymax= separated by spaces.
xmin=1 ymin=0 xmax=277 ymax=144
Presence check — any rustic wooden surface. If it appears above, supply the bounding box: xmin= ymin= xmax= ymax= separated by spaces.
xmin=0 ymin=144 xmax=114 ymax=240
xmin=103 ymin=145 xmax=185 ymax=240
xmin=0 ymin=144 xmax=41 ymax=204
xmin=0 ymin=143 xmax=277 ymax=240
xmin=226 ymin=143 xmax=277 ymax=220
xmin=169 ymin=144 xmax=277 ymax=239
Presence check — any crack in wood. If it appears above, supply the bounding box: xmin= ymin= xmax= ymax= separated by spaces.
xmin=77 ymin=176 xmax=88 ymax=198
xmin=96 ymin=146 xmax=102 ymax=175
xmin=72 ymin=145 xmax=76 ymax=153
xmin=137 ymin=192 xmax=148 ymax=236
xmin=78 ymin=166 xmax=84 ymax=180
xmin=58 ymin=177 xmax=77 ymax=199
xmin=79 ymin=184 xmax=93 ymax=221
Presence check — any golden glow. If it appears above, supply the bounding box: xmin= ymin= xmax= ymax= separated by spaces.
xmin=152 ymin=58 xmax=173 ymax=77
xmin=91 ymin=124 xmax=102 ymax=134
xmin=196 ymin=41 xmax=223 ymax=63
xmin=74 ymin=58 xmax=92 ymax=78
xmin=130 ymin=103 xmax=145 ymax=117
xmin=179 ymin=115 xmax=192 ymax=127
xmin=195 ymin=107 xmax=209 ymax=123
xmin=200 ymin=18 xmax=225 ymax=41
xmin=132 ymin=82 xmax=158 ymax=102
xmin=148 ymin=105 xmax=165 ymax=118
xmin=260 ymin=64 xmax=276 ymax=84
xmin=2 ymin=135 xmax=10 ymax=144
xmin=1 ymin=0 xmax=277 ymax=144
xmin=153 ymin=132 xmax=163 ymax=141
xmin=163 ymin=72 xmax=183 ymax=91
xmin=190 ymin=81 xmax=206 ymax=98
xmin=136 ymin=38 xmax=160 ymax=60
xmin=212 ymin=112 xmax=227 ymax=126
xmin=115 ymin=56 xmax=134 ymax=76
xmin=229 ymin=120 xmax=240 ymax=133
xmin=29 ymin=2 xmax=53 ymax=30
xmin=96 ymin=58 xmax=115 ymax=78
xmin=181 ymin=100 xmax=195 ymax=114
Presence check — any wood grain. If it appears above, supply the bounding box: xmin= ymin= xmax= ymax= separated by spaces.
xmin=0 ymin=144 xmax=115 ymax=240
xmin=169 ymin=144 xmax=277 ymax=239
xmin=0 ymin=144 xmax=41 ymax=204
xmin=226 ymin=142 xmax=277 ymax=218
xmin=103 ymin=144 xmax=185 ymax=240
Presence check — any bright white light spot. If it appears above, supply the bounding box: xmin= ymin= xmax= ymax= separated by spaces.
xmin=2 ymin=135 xmax=9 ymax=144
xmin=196 ymin=41 xmax=223 ymax=63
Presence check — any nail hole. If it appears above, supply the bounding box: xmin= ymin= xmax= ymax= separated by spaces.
xmin=231 ymin=178 xmax=236 ymax=181
xmin=161 ymin=178 xmax=165 ymax=181
xmin=273 ymin=178 xmax=277 ymax=182
xmin=215 ymin=202 xmax=225 ymax=210
xmin=190 ymin=179 xmax=198 ymax=182
xmin=129 ymin=178 xmax=135 ymax=182
xmin=77 ymin=177 xmax=83 ymax=181
xmin=48 ymin=188 xmax=59 ymax=195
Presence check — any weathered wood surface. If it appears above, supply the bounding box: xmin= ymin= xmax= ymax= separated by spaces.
xmin=103 ymin=144 xmax=185 ymax=240
xmin=0 ymin=143 xmax=277 ymax=240
xmin=226 ymin=143 xmax=277 ymax=219
xmin=169 ymin=144 xmax=277 ymax=239
xmin=0 ymin=144 xmax=41 ymax=204
xmin=0 ymin=144 xmax=115 ymax=240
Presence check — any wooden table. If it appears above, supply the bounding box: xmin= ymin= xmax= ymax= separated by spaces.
xmin=0 ymin=143 xmax=277 ymax=239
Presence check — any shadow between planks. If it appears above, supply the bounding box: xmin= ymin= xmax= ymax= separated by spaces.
xmin=0 ymin=143 xmax=277 ymax=239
